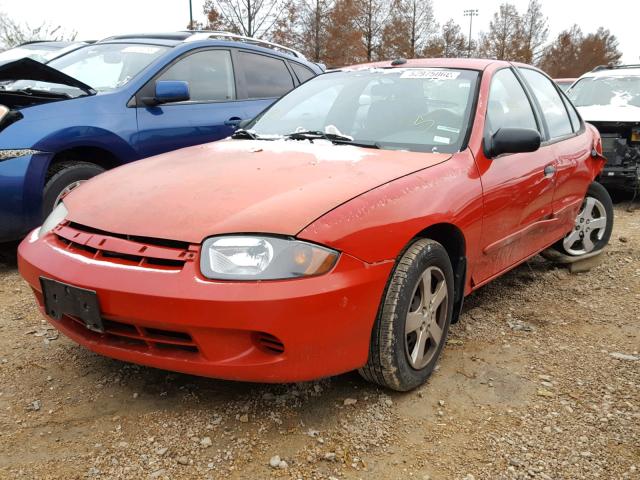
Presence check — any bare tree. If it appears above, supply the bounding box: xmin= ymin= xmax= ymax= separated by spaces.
xmin=269 ymin=1 xmax=301 ymax=46
xmin=298 ymin=0 xmax=334 ymax=62
xmin=517 ymin=0 xmax=548 ymax=64
xmin=403 ymin=0 xmax=437 ymax=57
xmin=324 ymin=0 xmax=366 ymax=67
xmin=377 ymin=0 xmax=436 ymax=59
xmin=478 ymin=3 xmax=523 ymax=61
xmin=424 ymin=19 xmax=468 ymax=58
xmin=203 ymin=0 xmax=285 ymax=38
xmin=354 ymin=0 xmax=390 ymax=61
xmin=0 ymin=12 xmax=76 ymax=49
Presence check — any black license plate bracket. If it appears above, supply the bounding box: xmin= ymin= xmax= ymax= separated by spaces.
xmin=40 ymin=277 xmax=104 ymax=333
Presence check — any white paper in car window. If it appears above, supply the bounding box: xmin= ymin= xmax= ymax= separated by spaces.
xmin=400 ymin=70 xmax=461 ymax=80
xmin=122 ymin=46 xmax=161 ymax=55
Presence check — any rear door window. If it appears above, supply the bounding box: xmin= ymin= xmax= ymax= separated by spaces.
xmin=520 ymin=68 xmax=573 ymax=139
xmin=486 ymin=68 xmax=538 ymax=134
xmin=238 ymin=52 xmax=294 ymax=98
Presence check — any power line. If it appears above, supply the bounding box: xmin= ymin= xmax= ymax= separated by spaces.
xmin=463 ymin=9 xmax=479 ymax=58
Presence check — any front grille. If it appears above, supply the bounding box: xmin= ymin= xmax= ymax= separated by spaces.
xmin=54 ymin=222 xmax=197 ymax=270
xmin=255 ymin=332 xmax=285 ymax=354
xmin=64 ymin=313 xmax=200 ymax=355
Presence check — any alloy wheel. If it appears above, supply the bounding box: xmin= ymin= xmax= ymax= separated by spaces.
xmin=53 ymin=180 xmax=85 ymax=208
xmin=404 ymin=266 xmax=449 ymax=370
xmin=562 ymin=196 xmax=608 ymax=256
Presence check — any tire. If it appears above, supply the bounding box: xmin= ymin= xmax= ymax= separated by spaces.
xmin=359 ymin=239 xmax=455 ymax=391
xmin=553 ymin=182 xmax=614 ymax=257
xmin=42 ymin=162 xmax=105 ymax=218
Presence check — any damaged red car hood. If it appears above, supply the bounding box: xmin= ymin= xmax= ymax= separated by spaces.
xmin=64 ymin=139 xmax=451 ymax=243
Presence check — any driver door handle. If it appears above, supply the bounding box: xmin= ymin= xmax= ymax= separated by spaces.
xmin=543 ymin=164 xmax=556 ymax=178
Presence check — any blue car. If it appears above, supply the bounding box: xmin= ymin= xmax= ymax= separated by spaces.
xmin=0 ymin=31 xmax=322 ymax=241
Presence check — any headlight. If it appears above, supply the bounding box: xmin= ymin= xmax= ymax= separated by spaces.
xmin=0 ymin=105 xmax=8 ymax=122
xmin=0 ymin=149 xmax=41 ymax=161
xmin=38 ymin=203 xmax=68 ymax=239
xmin=200 ymin=235 xmax=339 ymax=280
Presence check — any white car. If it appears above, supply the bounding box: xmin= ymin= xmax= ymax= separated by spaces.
xmin=567 ymin=65 xmax=640 ymax=191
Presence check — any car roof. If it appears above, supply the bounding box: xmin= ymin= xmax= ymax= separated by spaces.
xmin=98 ymin=31 xmax=307 ymax=60
xmin=555 ymin=78 xmax=577 ymax=82
xmin=579 ymin=65 xmax=640 ymax=79
xmin=343 ymin=58 xmax=520 ymax=71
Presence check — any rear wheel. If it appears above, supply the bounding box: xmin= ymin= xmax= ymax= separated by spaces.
xmin=42 ymin=161 xmax=105 ymax=218
xmin=359 ymin=239 xmax=454 ymax=391
xmin=555 ymin=182 xmax=613 ymax=256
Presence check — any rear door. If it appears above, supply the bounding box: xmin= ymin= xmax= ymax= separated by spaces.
xmin=519 ymin=68 xmax=592 ymax=235
xmin=133 ymin=48 xmax=247 ymax=158
xmin=234 ymin=50 xmax=297 ymax=120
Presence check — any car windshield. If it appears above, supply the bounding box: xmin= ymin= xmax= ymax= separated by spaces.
xmin=3 ymin=43 xmax=169 ymax=94
xmin=248 ymin=68 xmax=479 ymax=153
xmin=0 ymin=44 xmax=64 ymax=63
xmin=567 ymin=76 xmax=640 ymax=108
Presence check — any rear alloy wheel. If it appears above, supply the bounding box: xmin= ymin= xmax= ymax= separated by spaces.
xmin=558 ymin=182 xmax=613 ymax=256
xmin=359 ymin=238 xmax=454 ymax=391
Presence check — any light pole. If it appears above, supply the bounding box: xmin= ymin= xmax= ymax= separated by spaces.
xmin=463 ymin=9 xmax=479 ymax=58
xmin=189 ymin=0 xmax=194 ymax=30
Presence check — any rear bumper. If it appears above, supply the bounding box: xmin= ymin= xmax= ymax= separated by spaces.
xmin=0 ymin=152 xmax=52 ymax=241
xmin=599 ymin=165 xmax=640 ymax=189
xmin=18 ymin=230 xmax=393 ymax=382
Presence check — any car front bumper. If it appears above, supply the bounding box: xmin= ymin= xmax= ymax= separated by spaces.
xmin=599 ymin=164 xmax=640 ymax=190
xmin=18 ymin=229 xmax=393 ymax=383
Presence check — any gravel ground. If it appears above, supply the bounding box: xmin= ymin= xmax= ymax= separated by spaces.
xmin=0 ymin=203 xmax=638 ymax=479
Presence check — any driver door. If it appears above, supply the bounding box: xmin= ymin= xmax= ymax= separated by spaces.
xmin=472 ymin=68 xmax=557 ymax=285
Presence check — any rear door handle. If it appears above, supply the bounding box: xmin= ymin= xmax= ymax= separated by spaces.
xmin=544 ymin=164 xmax=556 ymax=177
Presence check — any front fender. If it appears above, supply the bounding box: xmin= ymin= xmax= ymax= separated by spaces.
xmin=297 ymin=152 xmax=484 ymax=265
xmin=33 ymin=126 xmax=139 ymax=163
xmin=0 ymin=151 xmax=54 ymax=241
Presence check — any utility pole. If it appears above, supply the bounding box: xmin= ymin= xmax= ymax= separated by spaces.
xmin=189 ymin=0 xmax=194 ymax=30
xmin=463 ymin=9 xmax=479 ymax=58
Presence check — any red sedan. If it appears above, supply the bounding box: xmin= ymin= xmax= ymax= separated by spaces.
xmin=18 ymin=59 xmax=613 ymax=391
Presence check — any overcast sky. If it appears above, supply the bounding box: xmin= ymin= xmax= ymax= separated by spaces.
xmin=1 ymin=0 xmax=638 ymax=62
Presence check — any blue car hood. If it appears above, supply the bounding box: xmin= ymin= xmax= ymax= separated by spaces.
xmin=0 ymin=57 xmax=95 ymax=93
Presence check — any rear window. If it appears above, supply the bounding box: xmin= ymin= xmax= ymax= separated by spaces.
xmin=238 ymin=52 xmax=294 ymax=99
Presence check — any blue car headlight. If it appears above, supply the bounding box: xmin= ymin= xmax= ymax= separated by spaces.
xmin=38 ymin=202 xmax=68 ymax=239
xmin=200 ymin=235 xmax=339 ymax=281
xmin=0 ymin=148 xmax=41 ymax=162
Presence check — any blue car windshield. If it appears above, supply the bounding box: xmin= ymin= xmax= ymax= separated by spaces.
xmin=5 ymin=43 xmax=169 ymax=94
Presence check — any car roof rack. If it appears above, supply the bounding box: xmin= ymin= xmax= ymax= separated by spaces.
xmin=101 ymin=32 xmax=193 ymax=42
xmin=184 ymin=31 xmax=306 ymax=60
xmin=592 ymin=64 xmax=640 ymax=72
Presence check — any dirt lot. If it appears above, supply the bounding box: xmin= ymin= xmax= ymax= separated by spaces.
xmin=0 ymin=203 xmax=638 ymax=480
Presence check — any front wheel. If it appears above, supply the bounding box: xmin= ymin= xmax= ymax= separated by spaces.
xmin=359 ymin=239 xmax=454 ymax=391
xmin=42 ymin=161 xmax=105 ymax=218
xmin=555 ymin=182 xmax=614 ymax=256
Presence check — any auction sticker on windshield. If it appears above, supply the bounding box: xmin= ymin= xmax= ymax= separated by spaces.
xmin=400 ymin=70 xmax=461 ymax=80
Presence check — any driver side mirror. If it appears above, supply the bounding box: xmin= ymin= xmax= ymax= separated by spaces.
xmin=142 ymin=80 xmax=190 ymax=106
xmin=485 ymin=127 xmax=541 ymax=158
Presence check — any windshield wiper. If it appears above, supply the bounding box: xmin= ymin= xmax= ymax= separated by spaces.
xmin=285 ymin=130 xmax=380 ymax=149
xmin=231 ymin=128 xmax=258 ymax=140
xmin=7 ymin=87 xmax=73 ymax=99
